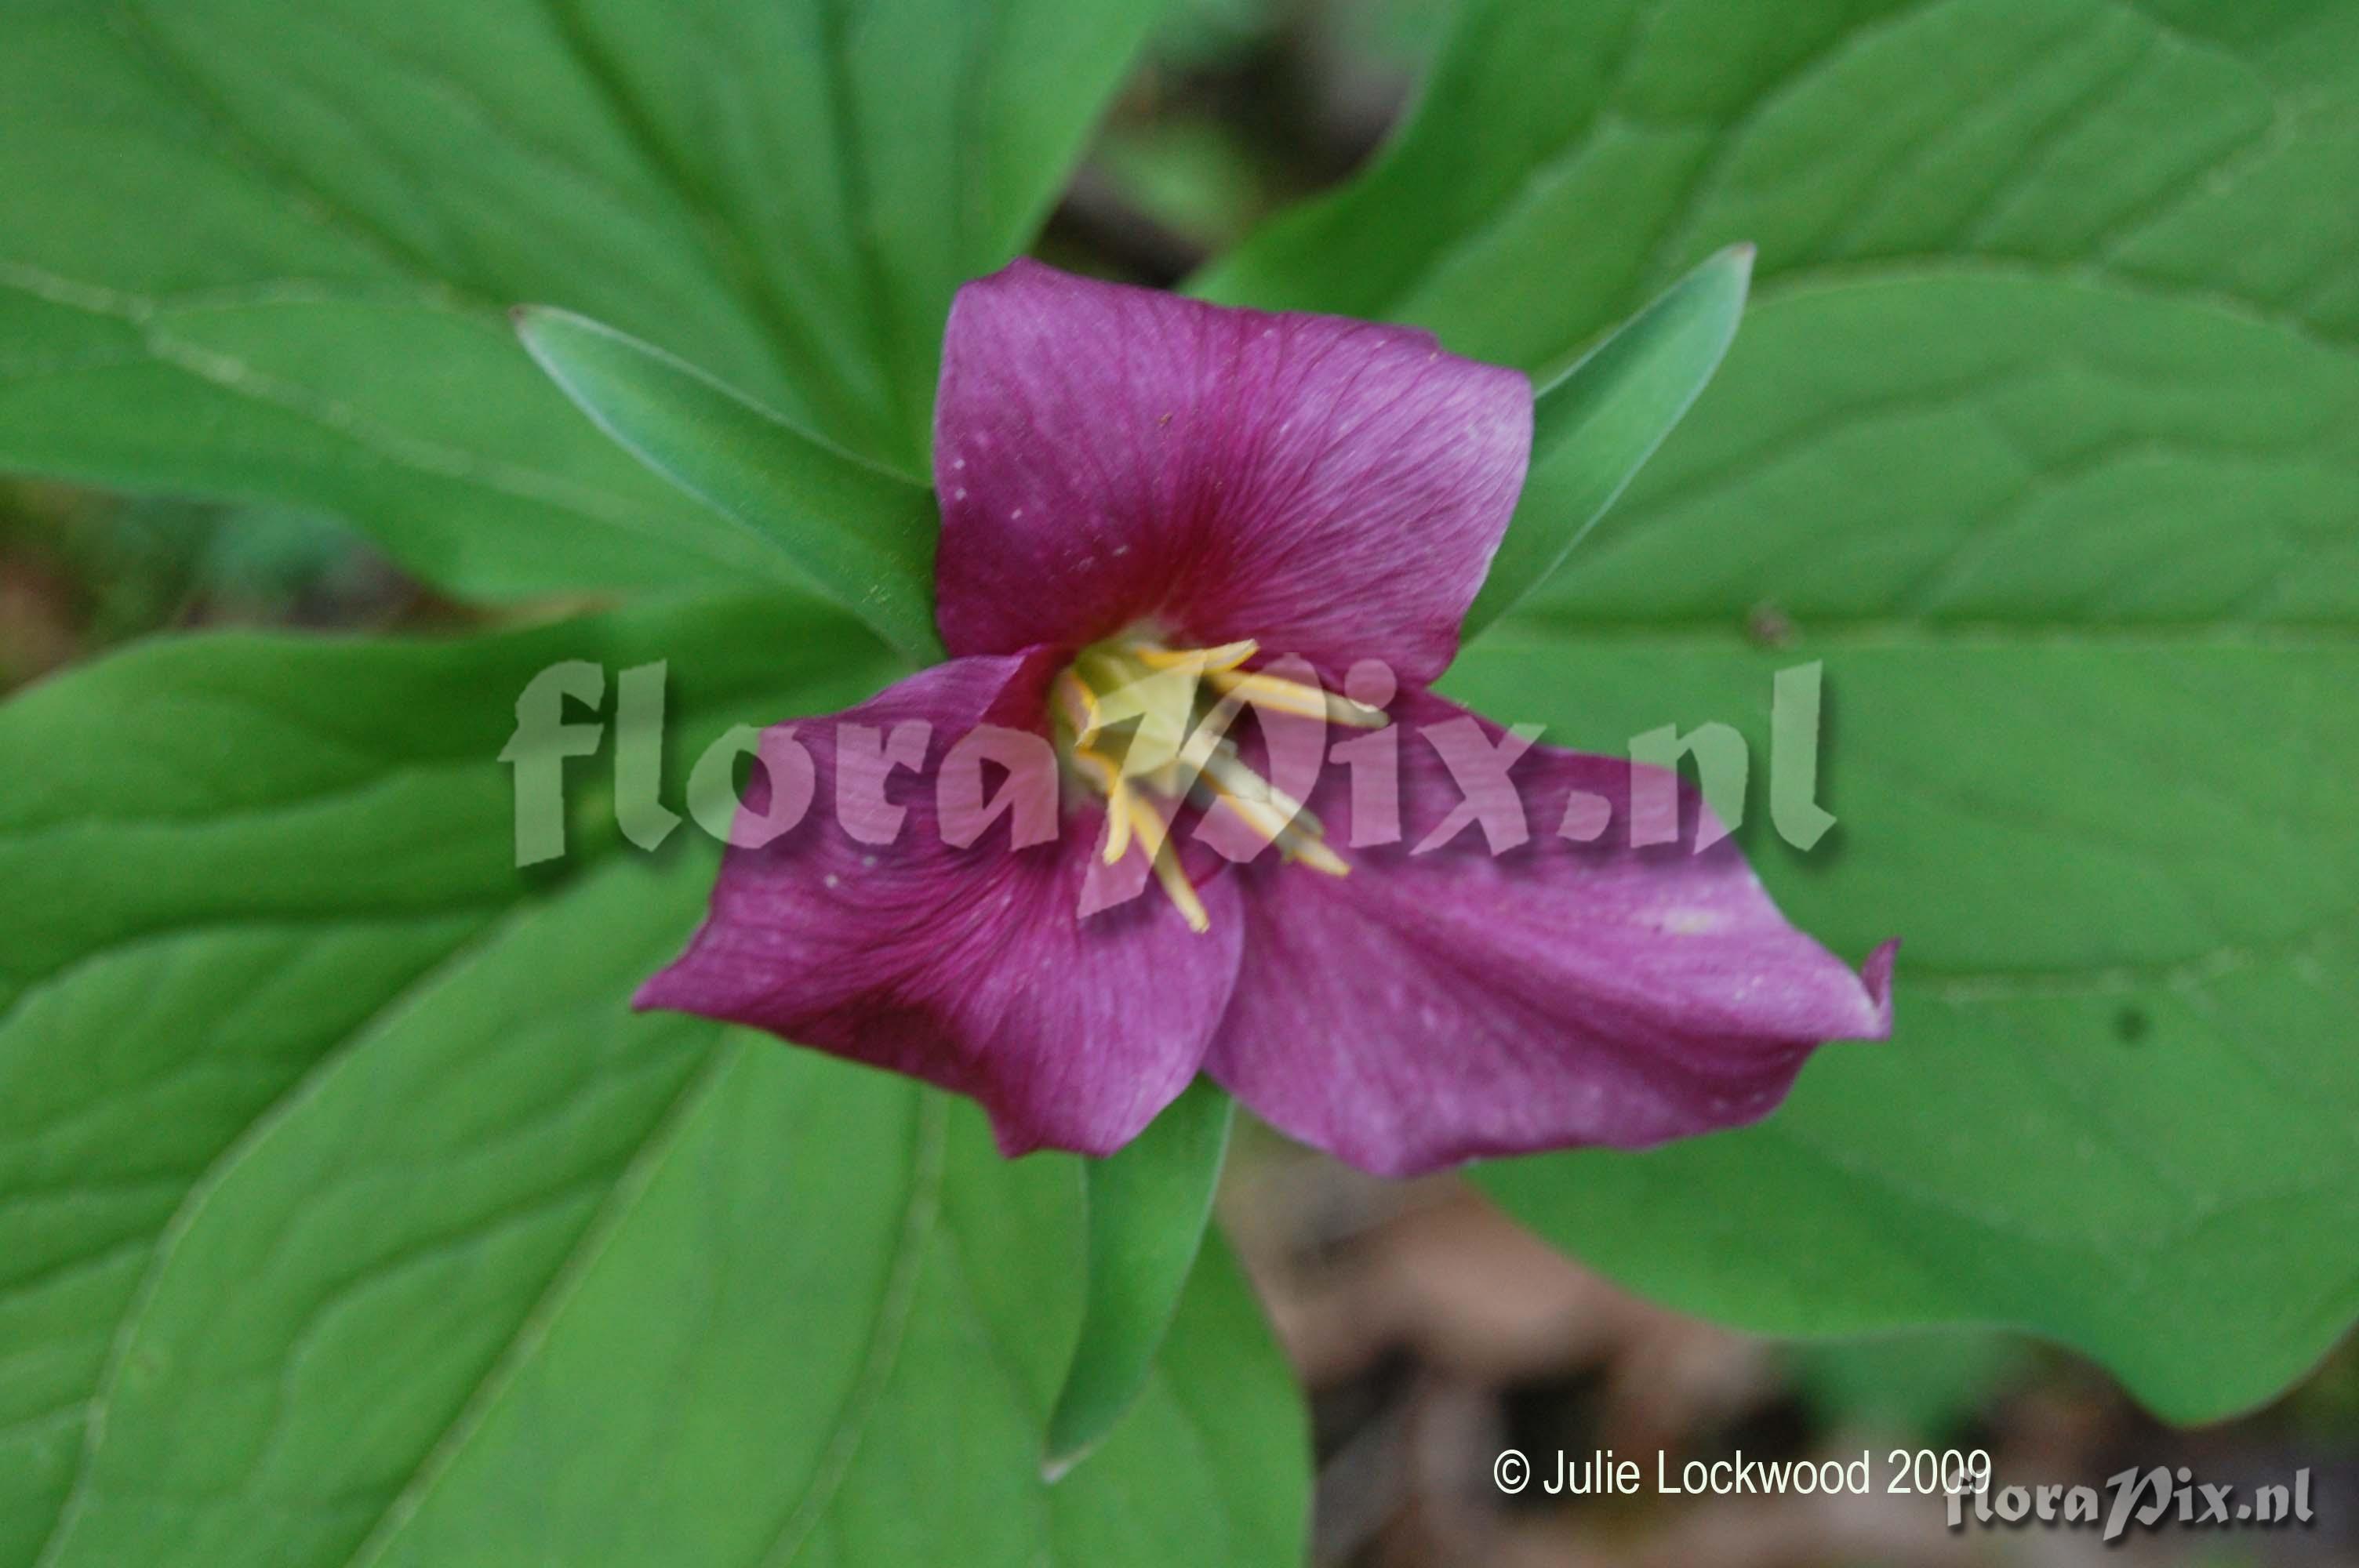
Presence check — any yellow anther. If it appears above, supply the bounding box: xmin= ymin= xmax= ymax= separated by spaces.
xmin=1052 ymin=629 xmax=1380 ymax=930
xmin=1286 ymin=834 xmax=1351 ymax=877
xmin=1151 ymin=840 xmax=1211 ymax=933
xmin=1229 ymin=793 xmax=1296 ymax=846
xmin=1170 ymin=691 xmax=1245 ymax=779
xmin=1198 ymin=758 xmax=1302 ymax=842
xmin=1100 ymin=780 xmax=1132 ymax=865
xmin=1125 ymin=784 xmax=1173 ymax=858
xmin=1069 ymin=742 xmax=1119 ymax=794
xmin=1136 ymin=638 xmax=1257 ymax=674
xmin=1200 ymin=748 xmax=1318 ymax=831
xmin=1197 ymin=753 xmax=1350 ymax=877
xmin=1052 ymin=668 xmax=1103 ymax=746
xmin=1207 ymin=666 xmax=1387 ymax=728
xmin=1326 ymin=692 xmax=1390 ymax=728
xmin=1079 ymin=654 xmax=1197 ymax=772
xmin=1117 ymin=786 xmax=1209 ymax=933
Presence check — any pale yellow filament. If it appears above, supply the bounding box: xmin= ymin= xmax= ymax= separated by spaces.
xmin=1051 ymin=631 xmax=1383 ymax=931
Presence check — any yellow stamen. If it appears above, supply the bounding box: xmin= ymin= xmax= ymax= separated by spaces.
xmin=1200 ymin=747 xmax=1319 ymax=836
xmin=1207 ymin=666 xmax=1387 ymax=728
xmin=1081 ymin=655 xmax=1198 ymax=771
xmin=1069 ymin=742 xmax=1119 ymax=794
xmin=1117 ymin=786 xmax=1209 ymax=932
xmin=1050 ymin=630 xmax=1383 ymax=931
xmin=1195 ymin=754 xmax=1349 ymax=877
xmin=1052 ymin=668 xmax=1103 ymax=746
xmin=1101 ymin=775 xmax=1136 ymax=865
xmin=1136 ymin=638 xmax=1257 ymax=674
xmin=1287 ymin=833 xmax=1351 ymax=877
xmin=1151 ymin=839 xmax=1210 ymax=933
xmin=1169 ymin=691 xmax=1245 ymax=780
xmin=1197 ymin=761 xmax=1304 ymax=845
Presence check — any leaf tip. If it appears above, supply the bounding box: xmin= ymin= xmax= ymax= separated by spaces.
xmin=1040 ymin=1439 xmax=1092 ymax=1486
xmin=1043 ymin=1377 xmax=1117 ymax=1484
xmin=510 ymin=306 xmax=566 ymax=368
xmin=509 ymin=303 xmax=594 ymax=358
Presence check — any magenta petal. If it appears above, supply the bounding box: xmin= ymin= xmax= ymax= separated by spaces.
xmin=932 ymin=260 xmax=1532 ymax=684
xmin=636 ymin=652 xmax=1243 ymax=1157
xmin=1204 ymin=691 xmax=1894 ymax=1178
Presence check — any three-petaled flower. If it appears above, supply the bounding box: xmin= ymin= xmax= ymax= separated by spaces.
xmin=638 ymin=260 xmax=1894 ymax=1177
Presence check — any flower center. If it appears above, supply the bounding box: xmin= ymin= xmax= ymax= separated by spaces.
xmin=1049 ymin=633 xmax=1386 ymax=933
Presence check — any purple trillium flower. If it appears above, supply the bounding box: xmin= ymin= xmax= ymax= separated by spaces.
xmin=638 ymin=260 xmax=1895 ymax=1178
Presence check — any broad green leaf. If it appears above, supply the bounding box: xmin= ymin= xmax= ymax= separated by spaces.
xmin=1046 ymin=1078 xmax=1236 ymax=1479
xmin=1500 ymin=274 xmax=2359 ymax=628
xmin=1198 ymin=0 xmax=2359 ymax=376
xmin=1437 ymin=270 xmax=2359 ymax=1419
xmin=0 ymin=0 xmax=1169 ymax=597
xmin=1443 ymin=625 xmax=2359 ymax=1423
xmin=1212 ymin=0 xmax=2359 ymax=1417
xmin=1 ymin=612 xmax=1305 ymax=1566
xmin=1462 ymin=245 xmax=1750 ymax=636
xmin=0 ymin=596 xmax=889 ymax=1566
xmin=350 ymin=1066 xmax=1297 ymax=1568
xmin=518 ymin=308 xmax=944 ymax=662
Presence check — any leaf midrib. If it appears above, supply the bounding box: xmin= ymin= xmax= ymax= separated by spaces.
xmin=333 ymin=1041 xmax=749 ymax=1568
xmin=25 ymin=894 xmax=554 ymax=1568
xmin=0 ymin=263 xmax=751 ymax=559
xmin=755 ymin=1091 xmax=950 ymax=1568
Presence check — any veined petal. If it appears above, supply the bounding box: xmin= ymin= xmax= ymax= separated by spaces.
xmin=637 ymin=652 xmax=1243 ymax=1157
xmin=1205 ymin=691 xmax=1893 ymax=1178
xmin=932 ymin=260 xmax=1532 ymax=685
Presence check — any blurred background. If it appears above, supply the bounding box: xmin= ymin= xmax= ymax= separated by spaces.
xmin=2 ymin=2 xmax=2350 ymax=1563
